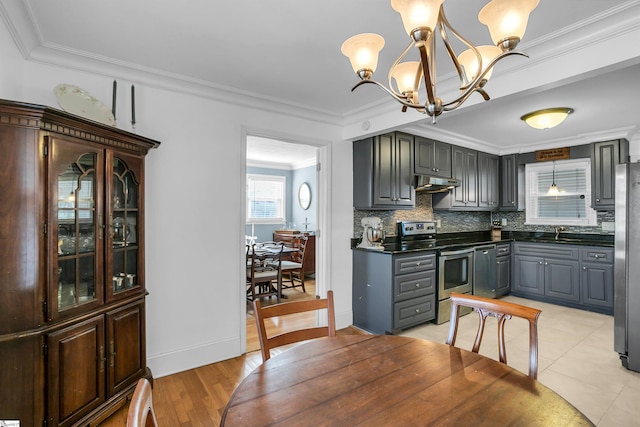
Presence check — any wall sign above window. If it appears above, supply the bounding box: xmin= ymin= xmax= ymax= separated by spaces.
xmin=535 ymin=147 xmax=570 ymax=161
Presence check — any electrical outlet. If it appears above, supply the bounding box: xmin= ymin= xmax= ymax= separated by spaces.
xmin=601 ymin=221 xmax=614 ymax=232
xmin=501 ymin=218 xmax=507 ymax=226
xmin=436 ymin=219 xmax=442 ymax=229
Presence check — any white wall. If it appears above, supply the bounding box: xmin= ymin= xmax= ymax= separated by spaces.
xmin=0 ymin=29 xmax=353 ymax=378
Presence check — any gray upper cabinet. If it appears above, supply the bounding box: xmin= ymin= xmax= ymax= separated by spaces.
xmin=433 ymin=146 xmax=478 ymax=209
xmin=478 ymin=152 xmax=499 ymax=209
xmin=592 ymin=139 xmax=628 ymax=210
xmin=499 ymin=154 xmax=525 ymax=211
xmin=353 ymin=132 xmax=415 ymax=210
xmin=414 ymin=136 xmax=452 ymax=178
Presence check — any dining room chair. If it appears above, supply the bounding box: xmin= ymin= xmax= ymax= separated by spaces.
xmin=253 ymin=290 xmax=336 ymax=362
xmin=126 ymin=378 xmax=158 ymax=427
xmin=281 ymin=235 xmax=308 ymax=293
xmin=446 ymin=292 xmax=542 ymax=379
xmin=246 ymin=242 xmax=284 ymax=303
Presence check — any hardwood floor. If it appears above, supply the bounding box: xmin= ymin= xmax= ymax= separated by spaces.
xmin=100 ymin=279 xmax=363 ymax=426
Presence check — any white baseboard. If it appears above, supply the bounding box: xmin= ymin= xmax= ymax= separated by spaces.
xmin=148 ymin=336 xmax=242 ymax=378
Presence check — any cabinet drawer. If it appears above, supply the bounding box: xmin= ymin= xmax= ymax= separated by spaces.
xmin=496 ymin=243 xmax=511 ymax=257
xmin=394 ymin=252 xmax=436 ymax=274
xmin=394 ymin=270 xmax=436 ymax=302
xmin=394 ymin=295 xmax=435 ymax=329
xmin=580 ymin=247 xmax=613 ymax=263
xmin=514 ymin=243 xmax=579 ymax=260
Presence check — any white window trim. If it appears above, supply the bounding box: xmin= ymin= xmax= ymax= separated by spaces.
xmin=246 ymin=173 xmax=287 ymax=225
xmin=525 ymin=158 xmax=598 ymax=226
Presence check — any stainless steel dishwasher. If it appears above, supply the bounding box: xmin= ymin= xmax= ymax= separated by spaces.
xmin=474 ymin=244 xmax=497 ymax=298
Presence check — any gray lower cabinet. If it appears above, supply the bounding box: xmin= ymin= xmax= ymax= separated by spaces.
xmin=512 ymin=242 xmax=613 ymax=314
xmin=580 ymin=247 xmax=614 ymax=309
xmin=495 ymin=243 xmax=511 ymax=297
xmin=353 ymin=250 xmax=436 ymax=334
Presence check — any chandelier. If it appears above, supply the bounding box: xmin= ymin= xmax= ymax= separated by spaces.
xmin=341 ymin=0 xmax=539 ymax=123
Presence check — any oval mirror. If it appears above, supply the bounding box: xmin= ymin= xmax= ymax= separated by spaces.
xmin=298 ymin=182 xmax=311 ymax=210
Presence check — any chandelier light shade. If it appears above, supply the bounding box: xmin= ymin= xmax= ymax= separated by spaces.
xmin=391 ymin=0 xmax=445 ymax=36
xmin=341 ymin=34 xmax=385 ymax=78
xmin=458 ymin=45 xmax=502 ymax=83
xmin=478 ymin=0 xmax=540 ymax=50
xmin=341 ymin=0 xmax=539 ymax=123
xmin=521 ymin=108 xmax=574 ymax=130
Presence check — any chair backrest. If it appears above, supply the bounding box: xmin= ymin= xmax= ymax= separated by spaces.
xmin=126 ymin=378 xmax=158 ymax=427
xmin=446 ymin=292 xmax=542 ymax=379
xmin=291 ymin=235 xmax=308 ymax=264
xmin=254 ymin=290 xmax=336 ymax=362
xmin=247 ymin=242 xmax=283 ymax=281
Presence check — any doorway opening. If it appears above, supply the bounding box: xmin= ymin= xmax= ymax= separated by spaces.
xmin=244 ymin=135 xmax=321 ymax=353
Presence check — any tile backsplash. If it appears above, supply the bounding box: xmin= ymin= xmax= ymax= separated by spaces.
xmin=353 ymin=193 xmax=614 ymax=238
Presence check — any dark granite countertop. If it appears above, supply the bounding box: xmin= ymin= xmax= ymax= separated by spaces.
xmin=352 ymin=230 xmax=614 ymax=254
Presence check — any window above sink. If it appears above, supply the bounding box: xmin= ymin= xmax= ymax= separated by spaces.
xmin=524 ymin=159 xmax=597 ymax=226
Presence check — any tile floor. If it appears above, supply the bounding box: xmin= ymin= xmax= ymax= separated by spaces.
xmin=400 ymin=296 xmax=640 ymax=426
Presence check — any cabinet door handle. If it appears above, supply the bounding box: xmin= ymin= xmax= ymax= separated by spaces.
xmin=415 ymin=262 xmax=421 ymax=266
xmin=415 ymin=283 xmax=421 ymax=288
xmin=583 ymin=267 xmax=587 ymax=270
xmin=99 ymin=345 xmax=106 ymax=373
xmin=415 ymin=308 xmax=421 ymax=313
xmin=539 ymin=261 xmax=543 ymax=265
xmin=109 ymin=340 xmax=116 ymax=368
xmin=545 ymin=262 xmax=548 ymax=265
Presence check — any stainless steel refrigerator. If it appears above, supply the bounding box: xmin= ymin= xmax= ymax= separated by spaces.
xmin=614 ymin=162 xmax=640 ymax=372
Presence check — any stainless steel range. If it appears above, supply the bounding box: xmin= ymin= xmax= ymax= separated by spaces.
xmin=397 ymin=220 xmax=473 ymax=324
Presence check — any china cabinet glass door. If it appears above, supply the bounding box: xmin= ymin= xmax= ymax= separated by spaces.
xmin=49 ymin=137 xmax=104 ymax=319
xmin=107 ymin=153 xmax=143 ymax=301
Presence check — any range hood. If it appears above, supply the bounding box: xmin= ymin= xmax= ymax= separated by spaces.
xmin=414 ymin=175 xmax=460 ymax=193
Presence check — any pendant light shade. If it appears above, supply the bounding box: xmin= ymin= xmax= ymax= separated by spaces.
xmin=521 ymin=108 xmax=574 ymax=130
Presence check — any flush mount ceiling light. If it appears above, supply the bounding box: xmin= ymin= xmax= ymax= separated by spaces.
xmin=521 ymin=107 xmax=574 ymax=130
xmin=341 ymin=0 xmax=539 ymax=124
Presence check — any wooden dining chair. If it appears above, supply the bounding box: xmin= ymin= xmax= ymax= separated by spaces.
xmin=126 ymin=378 xmax=158 ymax=427
xmin=281 ymin=235 xmax=308 ymax=292
xmin=246 ymin=242 xmax=284 ymax=303
xmin=446 ymin=292 xmax=542 ymax=379
xmin=254 ymin=290 xmax=336 ymax=362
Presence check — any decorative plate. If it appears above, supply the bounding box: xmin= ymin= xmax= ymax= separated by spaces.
xmin=54 ymin=83 xmax=116 ymax=126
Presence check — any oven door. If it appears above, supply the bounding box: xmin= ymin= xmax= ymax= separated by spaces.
xmin=438 ymin=248 xmax=474 ymax=299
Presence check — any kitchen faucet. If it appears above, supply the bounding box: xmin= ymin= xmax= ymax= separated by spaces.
xmin=554 ymin=226 xmax=565 ymax=240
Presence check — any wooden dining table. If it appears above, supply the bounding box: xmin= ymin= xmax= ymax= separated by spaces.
xmin=221 ymin=335 xmax=593 ymax=426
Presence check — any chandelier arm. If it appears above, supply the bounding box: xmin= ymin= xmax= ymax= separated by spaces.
xmin=438 ymin=8 xmax=478 ymax=87
xmin=417 ymin=37 xmax=437 ymax=106
xmin=387 ymin=40 xmax=416 ymax=98
xmin=443 ymin=50 xmax=529 ymax=108
xmin=350 ymin=80 xmax=426 ymax=111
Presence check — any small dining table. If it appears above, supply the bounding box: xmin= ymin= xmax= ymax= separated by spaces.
xmin=221 ymin=335 xmax=593 ymax=426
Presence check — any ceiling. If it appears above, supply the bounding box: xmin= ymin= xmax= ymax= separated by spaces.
xmin=2 ymin=0 xmax=639 ymax=160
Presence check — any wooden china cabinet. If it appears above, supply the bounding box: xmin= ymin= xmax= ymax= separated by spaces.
xmin=0 ymin=100 xmax=160 ymax=426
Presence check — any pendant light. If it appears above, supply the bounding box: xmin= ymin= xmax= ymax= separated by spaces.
xmin=548 ymin=161 xmax=559 ymax=196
